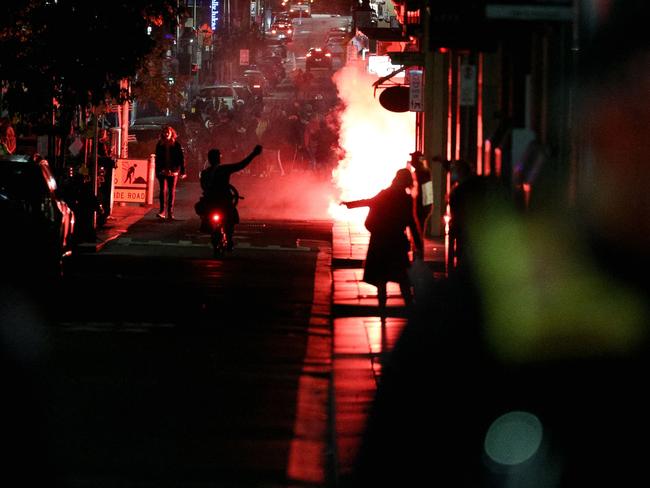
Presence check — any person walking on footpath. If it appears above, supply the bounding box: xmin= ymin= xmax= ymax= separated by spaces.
xmin=154 ymin=125 xmax=186 ymax=220
xmin=341 ymin=168 xmax=423 ymax=314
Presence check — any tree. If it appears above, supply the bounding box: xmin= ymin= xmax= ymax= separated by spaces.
xmin=0 ymin=1 xmax=188 ymax=137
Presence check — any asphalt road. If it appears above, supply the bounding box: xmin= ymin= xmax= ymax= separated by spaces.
xmin=5 ymin=174 xmax=334 ymax=487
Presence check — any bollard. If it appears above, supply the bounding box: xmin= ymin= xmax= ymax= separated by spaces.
xmin=146 ymin=153 xmax=156 ymax=205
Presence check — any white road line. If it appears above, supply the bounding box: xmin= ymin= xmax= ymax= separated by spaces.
xmin=113 ymin=238 xmax=313 ymax=251
xmin=57 ymin=321 xmax=176 ymax=332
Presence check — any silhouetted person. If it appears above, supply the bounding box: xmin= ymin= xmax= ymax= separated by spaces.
xmin=447 ymin=160 xmax=508 ymax=270
xmin=447 ymin=158 xmax=478 ymax=268
xmin=408 ymin=150 xmax=433 ymax=237
xmin=341 ymin=168 xmax=423 ymax=313
xmin=154 ymin=125 xmax=186 ymax=220
xmin=198 ymin=145 xmax=262 ymax=250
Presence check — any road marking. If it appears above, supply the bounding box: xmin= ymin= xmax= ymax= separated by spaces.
xmin=115 ymin=237 xmax=208 ymax=248
xmin=113 ymin=237 xmax=314 ymax=251
xmin=56 ymin=321 xmax=176 ymax=332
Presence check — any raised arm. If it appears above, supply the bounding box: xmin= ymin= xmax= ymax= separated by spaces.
xmin=226 ymin=144 xmax=263 ymax=174
xmin=341 ymin=199 xmax=372 ymax=209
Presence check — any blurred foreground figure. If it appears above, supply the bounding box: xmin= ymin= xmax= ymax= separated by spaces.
xmin=347 ymin=2 xmax=650 ymax=486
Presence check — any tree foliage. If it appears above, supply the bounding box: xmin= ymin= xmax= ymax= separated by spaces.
xmin=0 ymin=0 xmax=187 ymax=128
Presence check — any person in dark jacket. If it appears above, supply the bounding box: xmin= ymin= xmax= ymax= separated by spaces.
xmin=408 ymin=150 xmax=433 ymax=237
xmin=198 ymin=144 xmax=263 ymax=249
xmin=341 ymin=168 xmax=423 ymax=313
xmin=154 ymin=125 xmax=186 ymax=220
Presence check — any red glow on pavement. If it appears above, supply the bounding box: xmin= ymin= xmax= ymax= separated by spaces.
xmin=329 ymin=64 xmax=416 ymax=221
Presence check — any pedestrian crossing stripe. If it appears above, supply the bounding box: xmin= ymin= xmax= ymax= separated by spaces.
xmin=56 ymin=321 xmax=176 ymax=332
xmin=113 ymin=237 xmax=314 ymax=251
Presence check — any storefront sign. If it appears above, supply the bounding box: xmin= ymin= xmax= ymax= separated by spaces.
xmin=368 ymin=54 xmax=404 ymax=78
xmin=460 ymin=64 xmax=477 ymax=106
xmin=379 ymin=86 xmax=410 ymax=113
xmin=409 ymin=70 xmax=424 ymax=112
xmin=240 ymin=49 xmax=250 ymax=66
xmin=487 ymin=2 xmax=573 ymax=21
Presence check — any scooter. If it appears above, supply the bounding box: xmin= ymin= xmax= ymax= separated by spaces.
xmin=198 ymin=184 xmax=242 ymax=258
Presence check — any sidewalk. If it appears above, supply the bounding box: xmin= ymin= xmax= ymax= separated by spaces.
xmin=78 ymin=202 xmax=151 ymax=253
xmin=329 ymin=220 xmax=446 ymax=483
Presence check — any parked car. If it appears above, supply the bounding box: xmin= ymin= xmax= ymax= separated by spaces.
xmin=196 ymin=84 xmax=242 ymax=112
xmin=128 ymin=115 xmax=189 ymax=159
xmin=305 ymin=47 xmax=332 ymax=71
xmin=0 ymin=154 xmax=75 ymax=281
xmin=128 ymin=114 xmax=208 ymax=179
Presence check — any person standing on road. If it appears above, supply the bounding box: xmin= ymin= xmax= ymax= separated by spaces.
xmin=341 ymin=168 xmax=423 ymax=314
xmin=154 ymin=125 xmax=186 ymax=220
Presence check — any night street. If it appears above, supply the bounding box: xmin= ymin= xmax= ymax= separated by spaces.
xmin=2 ymin=2 xmax=649 ymax=487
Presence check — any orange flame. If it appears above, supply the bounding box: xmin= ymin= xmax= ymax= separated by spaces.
xmin=329 ymin=63 xmax=416 ymax=221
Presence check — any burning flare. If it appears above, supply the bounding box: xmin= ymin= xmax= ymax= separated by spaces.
xmin=329 ymin=62 xmax=416 ymax=221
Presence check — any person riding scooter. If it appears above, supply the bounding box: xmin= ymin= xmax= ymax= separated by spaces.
xmin=197 ymin=144 xmax=263 ymax=250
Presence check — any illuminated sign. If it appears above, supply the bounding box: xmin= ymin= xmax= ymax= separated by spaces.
xmin=409 ymin=69 xmax=423 ymax=112
xmin=367 ymin=55 xmax=404 ymax=78
xmin=211 ymin=0 xmax=220 ymax=31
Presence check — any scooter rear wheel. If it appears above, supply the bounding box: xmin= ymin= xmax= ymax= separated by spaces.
xmin=211 ymin=226 xmax=228 ymax=258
